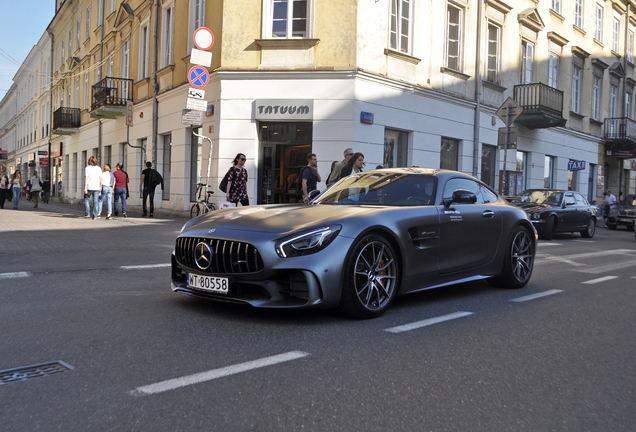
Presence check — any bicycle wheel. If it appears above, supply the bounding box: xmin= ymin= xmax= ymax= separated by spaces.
xmin=207 ymin=203 xmax=216 ymax=212
xmin=200 ymin=202 xmax=211 ymax=215
xmin=190 ymin=203 xmax=202 ymax=218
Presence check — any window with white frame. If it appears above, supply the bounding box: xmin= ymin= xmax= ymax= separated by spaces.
xmin=67 ymin=86 xmax=71 ymax=108
xmin=389 ymin=0 xmax=412 ymax=54
xmin=548 ymin=54 xmax=559 ymax=88
xmin=121 ymin=39 xmax=130 ymax=99
xmin=610 ymin=84 xmax=618 ymax=117
xmin=440 ymin=137 xmax=459 ymax=171
xmin=86 ymin=6 xmax=91 ymax=39
xmin=188 ymin=0 xmax=205 ymax=50
xmin=486 ymin=22 xmax=500 ymax=83
xmin=592 ymin=75 xmax=601 ymax=120
xmin=83 ymin=72 xmax=89 ymax=110
xmin=446 ymin=3 xmax=462 ymax=71
xmin=572 ymin=65 xmax=581 ymax=113
xmin=108 ymin=54 xmax=113 ymax=77
xmin=97 ymin=0 xmax=103 ymax=26
xmin=629 ymin=30 xmax=634 ymax=63
xmin=574 ymin=0 xmax=583 ymax=28
xmin=162 ymin=2 xmax=175 ymax=67
xmin=613 ymin=17 xmax=620 ymax=52
xmin=139 ymin=23 xmax=149 ymax=79
xmin=384 ymin=128 xmax=409 ymax=168
xmin=77 ymin=17 xmax=81 ymax=49
xmin=68 ymin=29 xmax=72 ymax=57
xmin=61 ymin=39 xmax=65 ymax=61
xmin=110 ymin=0 xmax=116 ymax=15
xmin=521 ymin=40 xmax=534 ymax=84
xmin=544 ymin=155 xmax=555 ymax=188
xmin=267 ymin=0 xmax=310 ymax=38
xmin=74 ymin=77 xmax=79 ymax=108
xmin=625 ymin=91 xmax=632 ymax=119
xmin=551 ymin=0 xmax=561 ymax=15
xmin=595 ymin=4 xmax=603 ymax=42
xmin=55 ymin=47 xmax=59 ymax=71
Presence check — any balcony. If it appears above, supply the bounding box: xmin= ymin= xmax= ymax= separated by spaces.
xmin=603 ymin=117 xmax=636 ymax=158
xmin=52 ymin=107 xmax=81 ymax=135
xmin=513 ymin=83 xmax=567 ymax=129
xmin=90 ymin=77 xmax=132 ymax=119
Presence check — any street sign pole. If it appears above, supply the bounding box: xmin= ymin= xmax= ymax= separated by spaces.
xmin=501 ymin=106 xmax=510 ymax=195
xmin=496 ymin=97 xmax=522 ymax=195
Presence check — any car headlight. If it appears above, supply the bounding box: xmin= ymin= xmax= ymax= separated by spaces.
xmin=608 ymin=210 xmax=618 ymax=217
xmin=276 ymin=225 xmax=342 ymax=258
xmin=531 ymin=212 xmax=542 ymax=220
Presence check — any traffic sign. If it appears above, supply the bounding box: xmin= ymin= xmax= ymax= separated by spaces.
xmin=193 ymin=27 xmax=215 ymax=51
xmin=188 ymin=88 xmax=205 ymax=100
xmin=188 ymin=66 xmax=209 ymax=88
xmin=496 ymin=97 xmax=522 ymax=126
xmin=190 ymin=48 xmax=212 ymax=67
xmin=182 ymin=109 xmax=203 ymax=126
xmin=126 ymin=100 xmax=133 ymax=126
xmin=187 ymin=98 xmax=208 ymax=111
xmin=497 ymin=127 xmax=517 ymax=149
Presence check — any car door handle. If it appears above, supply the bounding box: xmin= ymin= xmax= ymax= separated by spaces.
xmin=482 ymin=210 xmax=495 ymax=219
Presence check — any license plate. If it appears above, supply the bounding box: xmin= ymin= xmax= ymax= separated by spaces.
xmin=186 ymin=273 xmax=229 ymax=294
xmin=619 ymin=218 xmax=633 ymax=223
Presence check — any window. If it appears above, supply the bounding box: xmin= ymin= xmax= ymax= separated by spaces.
xmin=139 ymin=24 xmax=149 ymax=79
xmin=61 ymin=39 xmax=65 ymax=62
xmin=486 ymin=23 xmax=500 ymax=83
xmin=592 ymin=75 xmax=601 ymax=120
xmin=121 ymin=40 xmax=130 ymax=99
xmin=480 ymin=144 xmax=496 ymax=188
xmin=74 ymin=77 xmax=79 ymax=108
xmin=97 ymin=0 xmax=103 ymax=26
xmin=443 ymin=178 xmax=484 ymax=204
xmin=548 ymin=54 xmax=559 ymax=88
xmin=55 ymin=47 xmax=59 ymax=71
xmin=440 ymin=138 xmax=459 ymax=171
xmin=68 ymin=29 xmax=72 ymax=57
xmin=574 ymin=0 xmax=583 ymax=28
xmin=384 ymin=129 xmax=408 ymax=168
xmin=110 ymin=0 xmax=116 ymax=15
xmin=162 ymin=134 xmax=172 ymax=199
xmin=610 ymin=84 xmax=618 ymax=117
xmin=629 ymin=30 xmax=634 ymax=63
xmin=551 ymin=0 xmax=561 ymax=15
xmin=516 ymin=151 xmax=528 ymax=191
xmin=189 ymin=0 xmax=206 ymax=50
xmin=568 ymin=162 xmax=579 ymax=191
xmin=119 ymin=143 xmax=128 ymax=172
xmin=83 ymin=72 xmax=89 ymax=110
xmin=446 ymin=3 xmax=462 ymax=71
xmin=521 ymin=41 xmax=534 ymax=84
xmin=162 ymin=3 xmax=175 ymax=67
xmin=595 ymin=4 xmax=603 ymax=42
xmin=572 ymin=65 xmax=581 ymax=113
xmin=108 ymin=54 xmax=113 ymax=77
xmin=626 ymin=91 xmax=632 ymax=119
xmin=271 ymin=0 xmax=308 ymax=38
xmin=190 ymin=129 xmax=203 ymax=202
xmin=544 ymin=156 xmax=555 ymax=188
xmin=389 ymin=0 xmax=412 ymax=54
xmin=86 ymin=6 xmax=91 ymax=39
xmin=613 ymin=17 xmax=620 ymax=52
xmin=77 ymin=17 xmax=81 ymax=49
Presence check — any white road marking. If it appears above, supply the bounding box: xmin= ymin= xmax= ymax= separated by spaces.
xmin=573 ymin=240 xmax=596 ymax=243
xmin=577 ymin=260 xmax=636 ymax=274
xmin=582 ymin=276 xmax=619 ymax=285
xmin=0 ymin=272 xmax=32 ymax=279
xmin=384 ymin=311 xmax=474 ymax=334
xmin=120 ymin=264 xmax=171 ymax=270
xmin=535 ymin=249 xmax=636 ymax=266
xmin=537 ymin=243 xmax=562 ymax=246
xmin=129 ymin=351 xmax=310 ymax=396
xmin=509 ymin=289 xmax=563 ymax=302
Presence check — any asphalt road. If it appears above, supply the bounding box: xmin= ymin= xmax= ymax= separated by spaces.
xmin=1 ymin=203 xmax=635 ymax=431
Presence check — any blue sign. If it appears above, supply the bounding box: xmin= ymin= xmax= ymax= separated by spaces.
xmin=188 ymin=66 xmax=209 ymax=89
xmin=360 ymin=111 xmax=374 ymax=124
xmin=568 ymin=160 xmax=586 ymax=171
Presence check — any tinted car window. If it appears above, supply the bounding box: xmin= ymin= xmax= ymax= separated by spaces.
xmin=480 ymin=185 xmax=499 ymax=203
xmin=574 ymin=193 xmax=588 ymax=206
xmin=564 ymin=192 xmax=576 ymax=205
xmin=442 ymin=178 xmax=484 ymax=204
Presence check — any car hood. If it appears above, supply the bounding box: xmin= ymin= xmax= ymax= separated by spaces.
xmin=514 ymin=202 xmax=556 ymax=213
xmin=185 ymin=204 xmax=380 ymax=235
xmin=611 ymin=204 xmax=636 ymax=211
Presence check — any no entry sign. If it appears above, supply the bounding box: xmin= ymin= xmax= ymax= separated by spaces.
xmin=188 ymin=66 xmax=209 ymax=89
xmin=193 ymin=27 xmax=215 ymax=51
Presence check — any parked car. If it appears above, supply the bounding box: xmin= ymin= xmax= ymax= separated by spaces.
xmin=171 ymin=168 xmax=537 ymax=319
xmin=507 ymin=189 xmax=598 ymax=240
xmin=606 ymin=194 xmax=636 ymax=231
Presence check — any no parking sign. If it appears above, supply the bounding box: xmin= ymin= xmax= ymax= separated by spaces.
xmin=188 ymin=66 xmax=209 ymax=89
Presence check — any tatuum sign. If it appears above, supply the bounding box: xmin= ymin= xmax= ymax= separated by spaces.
xmin=51 ymin=142 xmax=63 ymax=158
xmin=254 ymin=99 xmax=313 ymax=121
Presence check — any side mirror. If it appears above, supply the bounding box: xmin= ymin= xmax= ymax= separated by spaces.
xmin=308 ymin=189 xmax=321 ymax=200
xmin=445 ymin=189 xmax=477 ymax=207
xmin=565 ymin=200 xmax=576 ymax=207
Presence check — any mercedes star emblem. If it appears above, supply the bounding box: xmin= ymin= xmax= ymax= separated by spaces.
xmin=194 ymin=242 xmax=213 ymax=270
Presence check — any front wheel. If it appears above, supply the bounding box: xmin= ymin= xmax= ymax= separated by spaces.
xmin=339 ymin=234 xmax=399 ymax=319
xmin=489 ymin=226 xmax=535 ymax=289
xmin=581 ymin=218 xmax=596 ymax=238
xmin=190 ymin=203 xmax=202 ymax=218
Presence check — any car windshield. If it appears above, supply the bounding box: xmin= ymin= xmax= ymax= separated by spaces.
xmin=517 ymin=190 xmax=563 ymax=205
xmin=316 ymin=172 xmax=437 ymax=206
xmin=625 ymin=195 xmax=636 ymax=206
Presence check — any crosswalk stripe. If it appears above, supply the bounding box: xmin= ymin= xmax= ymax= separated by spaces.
xmin=0 ymin=272 xmax=32 ymax=279
xmin=582 ymin=276 xmax=619 ymax=284
xmin=509 ymin=289 xmax=563 ymax=302
xmin=384 ymin=311 xmax=474 ymax=333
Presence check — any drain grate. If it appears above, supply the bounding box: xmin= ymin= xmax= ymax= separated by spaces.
xmin=0 ymin=361 xmax=74 ymax=385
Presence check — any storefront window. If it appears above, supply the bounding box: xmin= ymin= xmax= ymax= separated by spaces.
xmin=440 ymin=138 xmax=459 ymax=171
xmin=481 ymin=144 xmax=496 ymax=188
xmin=384 ymin=128 xmax=408 ymax=168
xmin=190 ymin=128 xmax=202 ymax=202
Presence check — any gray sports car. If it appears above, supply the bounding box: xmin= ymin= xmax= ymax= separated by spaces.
xmin=172 ymin=168 xmax=537 ymax=318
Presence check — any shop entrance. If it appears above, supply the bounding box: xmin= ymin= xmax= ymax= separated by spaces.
xmin=258 ymin=122 xmax=312 ymax=204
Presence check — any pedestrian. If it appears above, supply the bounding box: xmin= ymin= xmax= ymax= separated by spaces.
xmin=339 ymin=152 xmax=365 ymax=179
xmin=301 ymin=153 xmax=321 ymax=203
xmin=10 ymin=169 xmax=22 ymax=209
xmin=140 ymin=161 xmax=163 ymax=217
xmin=224 ymin=153 xmax=249 ymax=206
xmin=325 ymin=160 xmax=339 ymax=188
xmin=602 ymin=189 xmax=617 ymax=228
xmin=29 ymin=171 xmax=42 ymax=208
xmin=0 ymin=166 xmax=10 ymax=209
xmin=98 ymin=164 xmax=115 ymax=219
xmin=113 ymin=162 xmax=129 ymax=217
xmin=84 ymin=156 xmax=102 ymax=219
xmin=25 ymin=179 xmax=31 ymax=201
xmin=42 ymin=176 xmax=51 ymax=204
xmin=327 ymin=148 xmax=354 ymax=185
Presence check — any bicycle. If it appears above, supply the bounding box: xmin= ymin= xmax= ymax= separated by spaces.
xmin=190 ymin=182 xmax=216 ymax=218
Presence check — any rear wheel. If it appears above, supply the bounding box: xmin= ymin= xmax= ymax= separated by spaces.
xmin=581 ymin=218 xmax=596 ymax=238
xmin=489 ymin=226 xmax=535 ymax=289
xmin=190 ymin=203 xmax=202 ymax=219
xmin=339 ymin=234 xmax=399 ymax=319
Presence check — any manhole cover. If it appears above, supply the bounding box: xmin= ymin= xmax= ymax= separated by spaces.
xmin=0 ymin=361 xmax=74 ymax=385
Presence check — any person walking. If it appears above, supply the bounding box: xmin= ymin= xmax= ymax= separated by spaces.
xmin=301 ymin=153 xmax=321 ymax=203
xmin=42 ymin=176 xmax=51 ymax=204
xmin=98 ymin=164 xmax=115 ymax=219
xmin=225 ymin=153 xmax=249 ymax=206
xmin=339 ymin=152 xmax=365 ymax=179
xmin=10 ymin=170 xmax=22 ymax=209
xmin=140 ymin=161 xmax=163 ymax=217
xmin=327 ymin=148 xmax=354 ymax=186
xmin=84 ymin=156 xmax=102 ymax=219
xmin=602 ymin=189 xmax=617 ymax=228
xmin=113 ymin=162 xmax=129 ymax=217
xmin=29 ymin=171 xmax=42 ymax=208
xmin=325 ymin=161 xmax=339 ymax=188
xmin=0 ymin=167 xmax=10 ymax=209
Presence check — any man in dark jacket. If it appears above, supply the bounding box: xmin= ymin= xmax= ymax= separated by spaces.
xmin=139 ymin=161 xmax=163 ymax=217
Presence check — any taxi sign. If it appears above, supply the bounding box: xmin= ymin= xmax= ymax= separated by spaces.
xmin=188 ymin=66 xmax=209 ymax=89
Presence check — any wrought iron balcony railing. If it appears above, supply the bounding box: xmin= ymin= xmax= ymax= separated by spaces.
xmin=91 ymin=77 xmax=132 ymax=110
xmin=604 ymin=117 xmax=636 ymax=141
xmin=52 ymin=107 xmax=81 ymax=130
xmin=514 ymin=83 xmax=564 ymax=118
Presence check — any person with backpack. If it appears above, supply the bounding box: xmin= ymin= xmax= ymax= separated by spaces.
xmin=300 ymin=153 xmax=321 ymax=204
xmin=224 ymin=153 xmax=249 ymax=206
xmin=139 ymin=161 xmax=163 ymax=217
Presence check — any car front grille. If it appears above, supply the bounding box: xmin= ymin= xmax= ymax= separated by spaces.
xmin=618 ymin=210 xmax=636 ymax=216
xmin=175 ymin=237 xmax=264 ymax=274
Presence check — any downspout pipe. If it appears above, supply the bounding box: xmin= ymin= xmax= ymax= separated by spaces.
xmin=472 ymin=0 xmax=483 ymax=178
xmin=152 ymin=0 xmax=159 ymax=169
xmin=98 ymin=0 xmax=105 ymax=164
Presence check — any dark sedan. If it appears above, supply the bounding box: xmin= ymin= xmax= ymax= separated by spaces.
xmin=606 ymin=194 xmax=636 ymax=231
xmin=509 ymin=189 xmax=598 ymax=240
xmin=172 ymin=168 xmax=537 ymax=318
